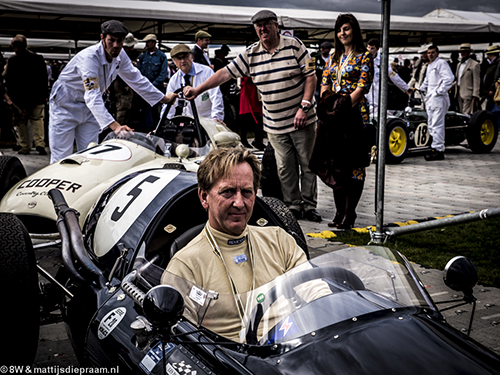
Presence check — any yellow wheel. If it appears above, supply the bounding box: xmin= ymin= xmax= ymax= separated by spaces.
xmin=467 ymin=111 xmax=498 ymax=153
xmin=386 ymin=120 xmax=408 ymax=164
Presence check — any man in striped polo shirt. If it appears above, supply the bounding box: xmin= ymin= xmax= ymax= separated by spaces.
xmin=184 ymin=9 xmax=321 ymax=222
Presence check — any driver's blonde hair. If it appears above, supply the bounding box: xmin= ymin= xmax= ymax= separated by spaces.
xmin=197 ymin=146 xmax=261 ymax=193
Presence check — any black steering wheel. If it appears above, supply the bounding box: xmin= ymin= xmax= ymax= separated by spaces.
xmin=245 ymin=266 xmax=365 ymax=344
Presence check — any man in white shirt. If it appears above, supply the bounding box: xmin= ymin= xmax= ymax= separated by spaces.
xmin=48 ymin=20 xmax=176 ymax=163
xmin=164 ymin=44 xmax=224 ymax=121
xmin=365 ymin=38 xmax=413 ymax=119
xmin=419 ymin=45 xmax=455 ymax=161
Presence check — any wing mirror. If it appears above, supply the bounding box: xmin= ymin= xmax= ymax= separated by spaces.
xmin=143 ymin=285 xmax=184 ymax=328
xmin=443 ymin=256 xmax=478 ymax=298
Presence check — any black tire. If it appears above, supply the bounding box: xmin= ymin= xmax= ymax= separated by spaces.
xmin=467 ymin=110 xmax=498 ymax=153
xmin=0 ymin=213 xmax=39 ymax=364
xmin=260 ymin=143 xmax=283 ymax=201
xmin=260 ymin=196 xmax=309 ymax=258
xmin=0 ymin=156 xmax=27 ymax=201
xmin=386 ymin=119 xmax=408 ymax=164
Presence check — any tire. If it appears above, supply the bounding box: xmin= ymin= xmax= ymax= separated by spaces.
xmin=0 ymin=213 xmax=39 ymax=364
xmin=467 ymin=110 xmax=498 ymax=153
xmin=0 ymin=156 xmax=27 ymax=201
xmin=260 ymin=196 xmax=309 ymax=258
xmin=386 ymin=120 xmax=408 ymax=164
xmin=260 ymin=143 xmax=283 ymax=201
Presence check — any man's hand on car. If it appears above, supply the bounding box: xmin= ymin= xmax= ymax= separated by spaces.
xmin=109 ymin=121 xmax=133 ymax=134
xmin=183 ymin=86 xmax=199 ymax=100
xmin=161 ymin=92 xmax=178 ymax=104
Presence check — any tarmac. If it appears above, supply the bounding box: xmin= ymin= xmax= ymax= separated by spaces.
xmin=1 ymin=138 xmax=500 ymax=368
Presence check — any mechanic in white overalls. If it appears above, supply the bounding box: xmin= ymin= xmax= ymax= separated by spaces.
xmin=419 ymin=45 xmax=454 ymax=161
xmin=49 ymin=20 xmax=177 ymax=163
xmin=365 ymin=38 xmax=413 ymax=120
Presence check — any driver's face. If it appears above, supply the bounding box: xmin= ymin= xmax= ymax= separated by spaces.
xmin=199 ymin=162 xmax=256 ymax=236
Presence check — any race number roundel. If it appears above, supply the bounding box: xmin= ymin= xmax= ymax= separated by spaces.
xmin=78 ymin=142 xmax=132 ymax=161
xmin=414 ymin=123 xmax=430 ymax=147
xmin=93 ymin=169 xmax=180 ymax=257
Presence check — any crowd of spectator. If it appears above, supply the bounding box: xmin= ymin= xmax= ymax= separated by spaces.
xmin=0 ymin=22 xmax=499 ymax=208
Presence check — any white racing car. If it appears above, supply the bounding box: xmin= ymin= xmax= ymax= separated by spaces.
xmin=0 ymin=94 xmax=241 ymax=239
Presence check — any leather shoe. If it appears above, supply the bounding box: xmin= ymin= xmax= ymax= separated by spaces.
xmin=36 ymin=146 xmax=48 ymax=155
xmin=304 ymin=209 xmax=322 ymax=222
xmin=289 ymin=208 xmax=302 ymax=220
xmin=424 ymin=149 xmax=445 ymax=161
xmin=12 ymin=145 xmax=22 ymax=151
xmin=18 ymin=149 xmax=30 ymax=155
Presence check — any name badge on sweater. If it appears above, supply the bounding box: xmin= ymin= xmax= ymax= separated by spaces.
xmin=228 ymin=237 xmax=245 ymax=245
xmin=233 ymin=254 xmax=248 ymax=264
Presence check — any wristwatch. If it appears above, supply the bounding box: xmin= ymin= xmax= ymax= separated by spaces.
xmin=301 ymin=104 xmax=311 ymax=113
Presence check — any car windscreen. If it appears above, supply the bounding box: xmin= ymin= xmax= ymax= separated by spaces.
xmin=159 ymin=246 xmax=434 ymax=346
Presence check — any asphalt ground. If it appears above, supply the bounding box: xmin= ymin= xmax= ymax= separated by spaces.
xmin=1 ymin=138 xmax=499 ymax=369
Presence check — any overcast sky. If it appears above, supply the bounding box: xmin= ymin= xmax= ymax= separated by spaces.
xmin=182 ymin=0 xmax=500 ymax=17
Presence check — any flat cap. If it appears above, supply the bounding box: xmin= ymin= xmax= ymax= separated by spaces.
xmin=170 ymin=44 xmax=192 ymax=58
xmin=320 ymin=41 xmax=333 ymax=49
xmin=123 ymin=33 xmax=138 ymax=47
xmin=143 ymin=34 xmax=157 ymax=42
xmin=195 ymin=30 xmax=211 ymax=40
xmin=101 ymin=20 xmax=129 ymax=37
xmin=486 ymin=45 xmax=500 ymax=54
xmin=251 ymin=10 xmax=278 ymax=24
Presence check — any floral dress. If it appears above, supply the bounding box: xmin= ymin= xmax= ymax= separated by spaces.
xmin=321 ymin=51 xmax=373 ymax=181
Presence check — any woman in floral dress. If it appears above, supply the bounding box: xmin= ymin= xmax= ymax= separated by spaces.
xmin=318 ymin=13 xmax=373 ymax=229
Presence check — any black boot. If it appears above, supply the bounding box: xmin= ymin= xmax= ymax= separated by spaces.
xmin=328 ymin=187 xmax=347 ymax=228
xmin=337 ymin=180 xmax=364 ymax=230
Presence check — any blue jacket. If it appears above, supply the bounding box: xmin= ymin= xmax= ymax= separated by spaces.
xmin=137 ymin=49 xmax=169 ymax=91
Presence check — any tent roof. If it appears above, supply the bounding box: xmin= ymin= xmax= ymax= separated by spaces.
xmin=1 ymin=0 xmax=499 ymax=52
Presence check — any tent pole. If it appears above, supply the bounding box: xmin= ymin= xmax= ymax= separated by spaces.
xmin=373 ymin=0 xmax=391 ymax=244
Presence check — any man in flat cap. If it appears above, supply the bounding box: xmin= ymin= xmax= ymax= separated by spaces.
xmin=48 ymin=20 xmax=177 ymax=163
xmin=455 ymin=43 xmax=480 ymax=115
xmin=184 ymin=9 xmax=322 ymax=223
xmin=137 ymin=34 xmax=170 ymax=129
xmin=192 ymin=30 xmax=213 ymax=69
xmin=164 ymin=44 xmax=223 ymax=121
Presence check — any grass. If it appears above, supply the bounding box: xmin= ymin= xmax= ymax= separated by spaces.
xmin=333 ymin=217 xmax=500 ymax=288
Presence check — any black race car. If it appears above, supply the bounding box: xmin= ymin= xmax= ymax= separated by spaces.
xmin=1 ymin=162 xmax=499 ymax=373
xmin=385 ymin=98 xmax=498 ymax=163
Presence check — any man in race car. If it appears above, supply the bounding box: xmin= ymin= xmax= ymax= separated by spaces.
xmin=48 ymin=20 xmax=177 ymax=163
xmin=161 ymin=146 xmax=322 ymax=341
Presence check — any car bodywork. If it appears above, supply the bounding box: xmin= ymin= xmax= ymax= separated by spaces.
xmin=0 ymin=115 xmax=240 ymax=237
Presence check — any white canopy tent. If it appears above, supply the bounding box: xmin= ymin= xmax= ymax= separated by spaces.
xmin=1 ymin=0 xmax=499 ymax=48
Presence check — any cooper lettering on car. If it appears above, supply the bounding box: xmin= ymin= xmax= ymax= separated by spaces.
xmin=414 ymin=123 xmax=430 ymax=147
xmin=16 ymin=178 xmax=82 ymax=193
xmin=78 ymin=142 xmax=132 ymax=161
xmin=111 ymin=175 xmax=160 ymax=222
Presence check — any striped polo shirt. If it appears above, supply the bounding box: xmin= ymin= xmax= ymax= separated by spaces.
xmin=225 ymin=35 xmax=317 ymax=134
